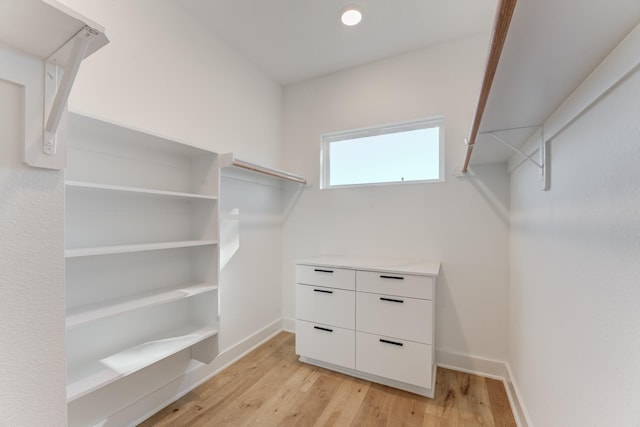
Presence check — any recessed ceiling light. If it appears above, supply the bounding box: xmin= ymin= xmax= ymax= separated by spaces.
xmin=341 ymin=5 xmax=363 ymax=26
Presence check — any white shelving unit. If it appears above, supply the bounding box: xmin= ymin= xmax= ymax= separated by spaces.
xmin=64 ymin=112 xmax=220 ymax=404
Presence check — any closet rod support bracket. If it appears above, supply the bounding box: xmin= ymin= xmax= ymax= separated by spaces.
xmin=485 ymin=129 xmax=550 ymax=191
xmin=42 ymin=26 xmax=97 ymax=157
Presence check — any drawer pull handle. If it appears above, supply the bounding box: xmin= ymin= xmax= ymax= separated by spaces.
xmin=314 ymin=326 xmax=333 ymax=333
xmin=380 ymin=297 xmax=404 ymax=303
xmin=314 ymin=269 xmax=334 ymax=273
xmin=380 ymin=275 xmax=404 ymax=280
xmin=314 ymin=289 xmax=333 ymax=294
xmin=379 ymin=339 xmax=404 ymax=347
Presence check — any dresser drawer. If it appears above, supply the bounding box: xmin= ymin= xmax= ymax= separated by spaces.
xmin=296 ymin=320 xmax=355 ymax=369
xmin=356 ymin=331 xmax=432 ymax=388
xmin=356 ymin=270 xmax=433 ymax=299
xmin=296 ymin=284 xmax=355 ymax=329
xmin=356 ymin=292 xmax=432 ymax=343
xmin=296 ymin=265 xmax=355 ymax=290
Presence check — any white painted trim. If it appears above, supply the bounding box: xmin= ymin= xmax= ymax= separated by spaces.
xmin=281 ymin=316 xmax=296 ymax=333
xmin=102 ymin=319 xmax=284 ymax=427
xmin=436 ymin=349 xmax=507 ymax=380
xmin=320 ymin=116 xmax=446 ymax=189
xmin=508 ymin=21 xmax=640 ymax=174
xmin=505 ymin=363 xmax=534 ymax=427
xmin=436 ymin=350 xmax=531 ymax=427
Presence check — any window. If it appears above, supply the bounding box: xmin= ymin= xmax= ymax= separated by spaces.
xmin=321 ymin=117 xmax=444 ymax=189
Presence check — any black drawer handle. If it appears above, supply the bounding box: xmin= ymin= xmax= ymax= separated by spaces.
xmin=380 ymin=297 xmax=404 ymax=303
xmin=314 ymin=289 xmax=333 ymax=294
xmin=314 ymin=269 xmax=334 ymax=273
xmin=314 ymin=326 xmax=333 ymax=333
xmin=380 ymin=339 xmax=403 ymax=347
xmin=380 ymin=275 xmax=404 ymax=280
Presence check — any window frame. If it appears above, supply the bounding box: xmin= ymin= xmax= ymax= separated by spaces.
xmin=320 ymin=116 xmax=445 ymax=189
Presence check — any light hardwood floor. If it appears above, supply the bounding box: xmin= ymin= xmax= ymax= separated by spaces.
xmin=140 ymin=332 xmax=516 ymax=426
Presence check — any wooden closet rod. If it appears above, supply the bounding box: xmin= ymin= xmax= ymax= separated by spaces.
xmin=462 ymin=0 xmax=517 ymax=173
xmin=230 ymin=157 xmax=308 ymax=185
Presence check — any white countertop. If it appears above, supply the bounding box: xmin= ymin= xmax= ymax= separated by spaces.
xmin=295 ymin=255 xmax=440 ymax=277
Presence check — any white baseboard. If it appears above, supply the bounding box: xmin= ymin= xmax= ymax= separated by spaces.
xmin=436 ymin=349 xmax=507 ymax=380
xmin=105 ymin=319 xmax=284 ymax=427
xmin=436 ymin=349 xmax=530 ymax=427
xmin=281 ymin=316 xmax=295 ymax=332
xmin=504 ymin=363 xmax=533 ymax=427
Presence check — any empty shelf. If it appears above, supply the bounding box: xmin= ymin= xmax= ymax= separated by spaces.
xmin=66 ymin=180 xmax=218 ymax=200
xmin=66 ymin=325 xmax=218 ymax=402
xmin=65 ymin=240 xmax=218 ymax=258
xmin=66 ymin=283 xmax=218 ymax=329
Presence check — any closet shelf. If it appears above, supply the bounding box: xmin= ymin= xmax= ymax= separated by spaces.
xmin=220 ymin=152 xmax=307 ymax=185
xmin=66 ymin=325 xmax=218 ymax=402
xmin=66 ymin=283 xmax=218 ymax=329
xmin=65 ymin=240 xmax=218 ymax=258
xmin=0 ymin=0 xmax=108 ymax=67
xmin=65 ymin=181 xmax=218 ymax=201
xmin=0 ymin=1 xmax=109 ymax=170
xmin=463 ymin=0 xmax=640 ymax=173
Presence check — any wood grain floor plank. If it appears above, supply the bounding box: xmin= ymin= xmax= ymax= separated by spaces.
xmin=350 ymin=383 xmax=397 ymax=426
xmin=485 ymin=376 xmax=516 ymax=427
xmin=139 ymin=333 xmax=516 ymax=427
xmin=312 ymin=375 xmax=370 ymax=427
xmin=139 ymin=333 xmax=293 ymax=427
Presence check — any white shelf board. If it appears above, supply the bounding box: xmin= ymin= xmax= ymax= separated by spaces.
xmin=65 ymin=180 xmax=218 ymax=201
xmin=0 ymin=0 xmax=108 ymax=67
xmin=470 ymin=0 xmax=640 ymax=166
xmin=65 ymin=240 xmax=218 ymax=258
xmin=66 ymin=283 xmax=218 ymax=329
xmin=66 ymin=325 xmax=217 ymax=402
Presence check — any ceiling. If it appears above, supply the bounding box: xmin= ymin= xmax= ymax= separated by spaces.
xmin=175 ymin=0 xmax=497 ymax=85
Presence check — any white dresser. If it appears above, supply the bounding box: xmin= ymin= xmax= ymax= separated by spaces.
xmin=295 ymin=256 xmax=440 ymax=397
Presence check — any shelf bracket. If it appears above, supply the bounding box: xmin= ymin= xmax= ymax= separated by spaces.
xmin=484 ymin=128 xmax=550 ymax=191
xmin=43 ymin=26 xmax=99 ymax=157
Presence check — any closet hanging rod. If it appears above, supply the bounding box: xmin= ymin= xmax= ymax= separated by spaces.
xmin=221 ymin=153 xmax=307 ymax=185
xmin=462 ymin=0 xmax=517 ymax=173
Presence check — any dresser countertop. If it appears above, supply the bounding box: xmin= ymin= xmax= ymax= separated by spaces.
xmin=296 ymin=255 xmax=440 ymax=277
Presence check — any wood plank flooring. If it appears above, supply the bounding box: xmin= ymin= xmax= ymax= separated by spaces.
xmin=139 ymin=332 xmax=516 ymax=427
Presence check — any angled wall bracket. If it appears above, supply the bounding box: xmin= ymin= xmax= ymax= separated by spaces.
xmin=42 ymin=26 xmax=98 ymax=158
xmin=484 ymin=127 xmax=550 ymax=191
xmin=0 ymin=0 xmax=109 ymax=170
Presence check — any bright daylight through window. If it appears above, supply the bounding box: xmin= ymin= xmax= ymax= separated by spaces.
xmin=321 ymin=117 xmax=444 ymax=189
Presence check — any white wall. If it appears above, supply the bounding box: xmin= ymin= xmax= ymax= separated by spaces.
xmin=509 ymin=62 xmax=640 ymax=425
xmin=281 ymin=34 xmax=512 ymax=366
xmin=219 ymin=171 xmax=284 ymax=348
xmin=58 ymin=0 xmax=282 ymax=167
xmin=0 ymin=55 xmax=66 ymax=425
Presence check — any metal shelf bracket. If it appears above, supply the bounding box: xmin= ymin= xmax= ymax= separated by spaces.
xmin=43 ymin=26 xmax=99 ymax=158
xmin=484 ymin=127 xmax=551 ymax=191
